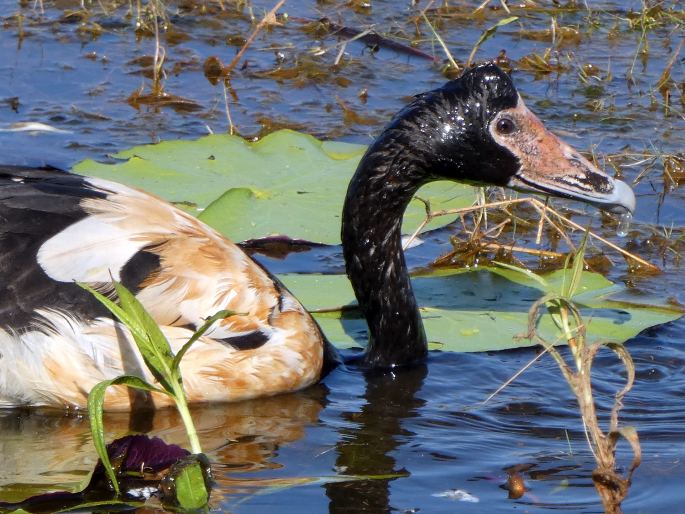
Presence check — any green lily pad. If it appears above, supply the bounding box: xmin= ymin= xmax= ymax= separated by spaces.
xmin=73 ymin=130 xmax=477 ymax=245
xmin=278 ymin=267 xmax=683 ymax=352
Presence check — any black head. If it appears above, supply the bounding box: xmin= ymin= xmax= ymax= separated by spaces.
xmin=384 ymin=62 xmax=521 ymax=186
xmin=375 ymin=62 xmax=634 ymax=212
xmin=342 ymin=62 xmax=635 ymax=370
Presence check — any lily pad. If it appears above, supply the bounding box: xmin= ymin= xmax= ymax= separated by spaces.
xmin=72 ymin=131 xmax=680 ymax=352
xmin=73 ymin=130 xmax=477 ymax=245
xmin=278 ymin=267 xmax=683 ymax=352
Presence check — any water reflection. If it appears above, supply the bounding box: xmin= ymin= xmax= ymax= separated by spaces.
xmin=0 ymin=387 xmax=329 ymax=503
xmin=325 ymin=365 xmax=427 ymax=513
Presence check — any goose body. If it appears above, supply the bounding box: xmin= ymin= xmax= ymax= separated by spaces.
xmin=0 ymin=64 xmax=635 ymax=409
xmin=0 ymin=169 xmax=327 ymax=408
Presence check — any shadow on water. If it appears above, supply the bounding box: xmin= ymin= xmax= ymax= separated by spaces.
xmin=0 ymin=389 xmax=329 ymax=503
xmin=0 ymin=364 xmax=430 ymax=512
xmin=2 ymin=331 xmax=685 ymax=512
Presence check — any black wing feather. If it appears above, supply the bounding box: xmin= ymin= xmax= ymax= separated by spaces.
xmin=0 ymin=165 xmax=160 ymax=330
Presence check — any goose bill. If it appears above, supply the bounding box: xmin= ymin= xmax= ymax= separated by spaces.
xmin=491 ymin=97 xmax=636 ymax=214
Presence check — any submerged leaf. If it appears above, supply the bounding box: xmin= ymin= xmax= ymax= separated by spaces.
xmin=93 ymin=435 xmax=190 ymax=477
xmin=0 ymin=436 xmax=193 ymax=513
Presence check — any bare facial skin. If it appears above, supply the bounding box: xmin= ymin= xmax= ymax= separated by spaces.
xmin=489 ymin=95 xmax=635 ymax=214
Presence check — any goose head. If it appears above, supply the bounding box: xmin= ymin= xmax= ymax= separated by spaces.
xmin=342 ymin=62 xmax=635 ymax=369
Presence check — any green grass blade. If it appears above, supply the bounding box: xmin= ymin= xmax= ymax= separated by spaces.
xmin=421 ymin=11 xmax=458 ymax=69
xmin=87 ymin=376 xmax=166 ymax=496
xmin=88 ymin=380 xmax=116 ymax=495
xmin=171 ymin=310 xmax=235 ymax=374
xmin=564 ymin=228 xmax=590 ymax=299
xmin=493 ymin=261 xmax=549 ymax=288
xmin=77 ymin=283 xmax=150 ymax=346
xmin=82 ymin=281 xmax=177 ymax=393
xmin=57 ymin=500 xmax=144 ymax=512
xmin=467 ymin=16 xmax=519 ymax=66
xmin=113 ymin=282 xmax=176 ymax=386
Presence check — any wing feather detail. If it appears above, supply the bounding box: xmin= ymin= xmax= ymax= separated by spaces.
xmin=38 ymin=176 xmax=281 ymax=335
xmin=0 ymin=308 xmax=323 ymax=409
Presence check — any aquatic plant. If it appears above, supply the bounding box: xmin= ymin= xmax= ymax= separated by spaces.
xmin=524 ymin=233 xmax=641 ymax=514
xmin=80 ymin=281 xmax=232 ymax=508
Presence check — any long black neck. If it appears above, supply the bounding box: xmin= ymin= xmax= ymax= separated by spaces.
xmin=341 ymin=64 xmax=522 ymax=368
xmin=341 ymin=126 xmax=433 ymax=368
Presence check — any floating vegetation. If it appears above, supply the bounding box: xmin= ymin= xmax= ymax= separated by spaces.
xmin=519 ymin=24 xmax=582 ymax=47
xmin=127 ymin=89 xmax=203 ymax=112
xmin=517 ymin=48 xmax=569 ymax=74
xmin=663 ymin=153 xmax=685 ymax=191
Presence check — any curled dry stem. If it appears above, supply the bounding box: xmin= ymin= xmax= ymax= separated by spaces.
xmin=526 ymin=293 xmax=640 ymax=514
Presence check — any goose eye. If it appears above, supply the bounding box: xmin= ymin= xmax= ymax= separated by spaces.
xmin=495 ymin=117 xmax=516 ymax=135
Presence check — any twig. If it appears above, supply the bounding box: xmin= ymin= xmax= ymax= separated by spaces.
xmin=151 ymin=0 xmax=166 ymax=95
xmin=536 ymin=197 xmax=548 ymax=245
xmin=539 ymin=200 xmax=658 ymax=271
xmin=224 ymin=0 xmax=286 ymax=76
xmin=528 ymin=198 xmax=576 ymax=250
xmin=478 ymin=242 xmax=563 ymax=258
xmin=222 ymin=81 xmax=235 ymax=135
xmin=414 ymin=195 xmax=657 ymax=272
xmin=403 ymin=196 xmax=433 ymax=250
xmin=334 ymin=40 xmax=347 ymax=66
xmin=481 ymin=346 xmax=549 ymax=405
xmin=421 ymin=10 xmax=458 ymax=69
xmin=480 ymin=218 xmax=511 ymax=239
xmin=656 ymin=36 xmax=685 ymax=90
xmin=474 ymin=0 xmax=511 ymax=14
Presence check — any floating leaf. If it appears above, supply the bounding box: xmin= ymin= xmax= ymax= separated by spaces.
xmin=279 ymin=267 xmax=683 ymax=352
xmin=170 ymin=461 xmax=209 ymax=510
xmin=159 ymin=454 xmax=212 ymax=510
xmin=73 ymin=130 xmax=478 ymax=245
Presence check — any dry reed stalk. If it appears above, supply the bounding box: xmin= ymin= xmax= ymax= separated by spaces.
xmin=404 ymin=195 xmax=658 ymax=273
xmin=223 ymin=0 xmax=287 ymax=76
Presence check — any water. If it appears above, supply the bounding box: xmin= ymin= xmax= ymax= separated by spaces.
xmin=1 ymin=0 xmax=684 ymax=512
xmin=617 ymin=211 xmax=632 ymax=237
